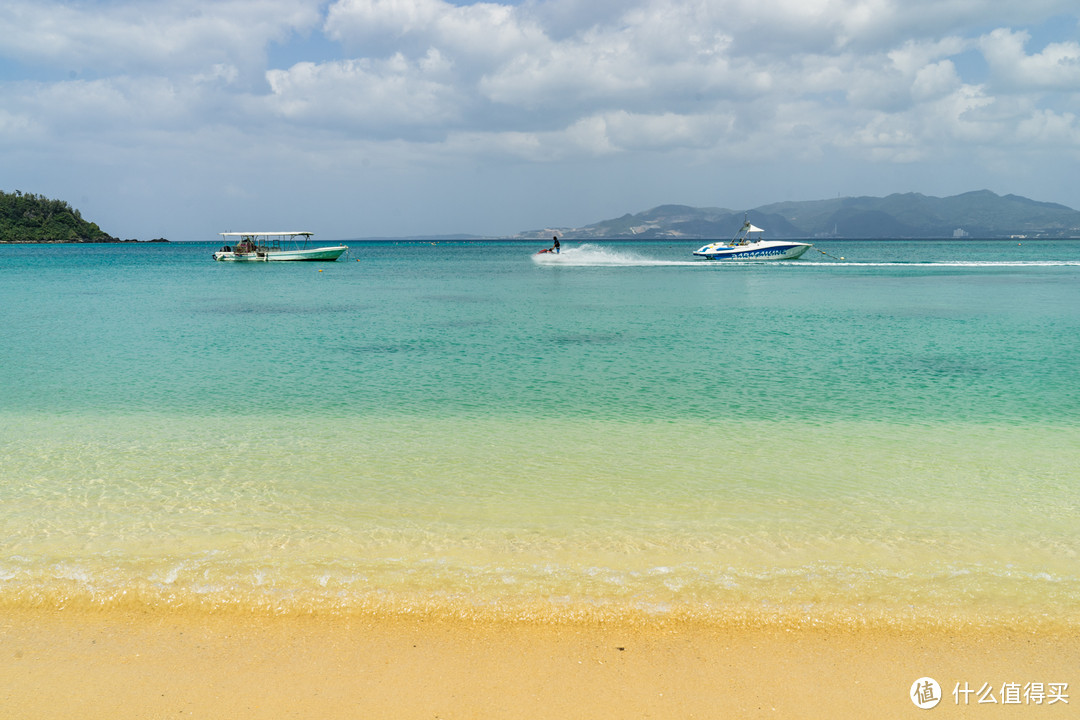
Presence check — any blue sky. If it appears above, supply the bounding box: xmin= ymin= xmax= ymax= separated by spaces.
xmin=1 ymin=0 xmax=1078 ymax=240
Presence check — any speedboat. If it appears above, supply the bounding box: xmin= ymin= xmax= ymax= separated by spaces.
xmin=213 ymin=232 xmax=348 ymax=262
xmin=693 ymin=219 xmax=810 ymax=260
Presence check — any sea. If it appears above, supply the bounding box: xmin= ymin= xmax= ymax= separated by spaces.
xmin=2 ymin=238 xmax=1079 ymax=630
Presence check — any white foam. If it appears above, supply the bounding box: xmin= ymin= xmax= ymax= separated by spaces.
xmin=530 ymin=246 xmax=1080 ymax=269
xmin=530 ymin=244 xmax=699 ymax=267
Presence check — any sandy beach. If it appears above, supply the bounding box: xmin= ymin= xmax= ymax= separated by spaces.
xmin=2 ymin=609 xmax=1076 ymax=719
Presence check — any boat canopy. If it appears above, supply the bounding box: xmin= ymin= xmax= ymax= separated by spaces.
xmin=746 ymin=224 xmax=764 ymax=233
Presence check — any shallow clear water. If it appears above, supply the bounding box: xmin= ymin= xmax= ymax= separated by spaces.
xmin=2 ymin=239 xmax=1079 ymax=627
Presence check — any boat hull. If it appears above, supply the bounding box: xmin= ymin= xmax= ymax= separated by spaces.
xmin=692 ymin=241 xmax=810 ymax=260
xmin=213 ymin=246 xmax=348 ymax=262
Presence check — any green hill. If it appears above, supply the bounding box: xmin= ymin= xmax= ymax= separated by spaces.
xmin=0 ymin=190 xmax=118 ymax=243
xmin=517 ymin=190 xmax=1080 ymax=239
xmin=757 ymin=190 xmax=1080 ymax=237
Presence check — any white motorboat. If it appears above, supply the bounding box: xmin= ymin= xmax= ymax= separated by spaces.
xmin=213 ymin=232 xmax=348 ymax=262
xmin=693 ymin=219 xmax=810 ymax=260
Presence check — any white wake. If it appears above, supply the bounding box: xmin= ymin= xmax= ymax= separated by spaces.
xmin=529 ymin=245 xmax=1080 ymax=268
xmin=530 ymin=244 xmax=699 ymax=267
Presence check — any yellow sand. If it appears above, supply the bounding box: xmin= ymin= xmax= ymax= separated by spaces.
xmin=2 ymin=609 xmax=1077 ymax=719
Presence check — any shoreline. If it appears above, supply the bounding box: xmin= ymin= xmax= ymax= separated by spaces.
xmin=3 ymin=608 xmax=1077 ymax=719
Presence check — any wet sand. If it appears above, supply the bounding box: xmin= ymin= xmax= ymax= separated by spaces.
xmin=2 ymin=609 xmax=1077 ymax=719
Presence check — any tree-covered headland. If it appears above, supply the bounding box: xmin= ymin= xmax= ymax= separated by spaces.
xmin=0 ymin=189 xmax=125 ymax=243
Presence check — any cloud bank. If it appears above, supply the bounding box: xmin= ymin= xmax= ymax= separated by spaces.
xmin=1 ymin=0 xmax=1078 ymax=238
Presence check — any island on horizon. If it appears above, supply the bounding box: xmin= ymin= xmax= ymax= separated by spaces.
xmin=512 ymin=190 xmax=1080 ymax=241
xmin=355 ymin=190 xmax=1080 ymax=241
xmin=6 ymin=187 xmax=1080 ymax=244
xmin=0 ymin=190 xmax=166 ymax=244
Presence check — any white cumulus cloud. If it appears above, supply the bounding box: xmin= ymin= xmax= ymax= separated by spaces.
xmin=1 ymin=0 xmax=1079 ymax=238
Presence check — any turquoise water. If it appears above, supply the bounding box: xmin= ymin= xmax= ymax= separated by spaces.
xmin=2 ymin=239 xmax=1079 ymax=626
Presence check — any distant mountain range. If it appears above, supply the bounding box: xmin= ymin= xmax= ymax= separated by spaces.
xmin=514 ymin=190 xmax=1080 ymax=240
